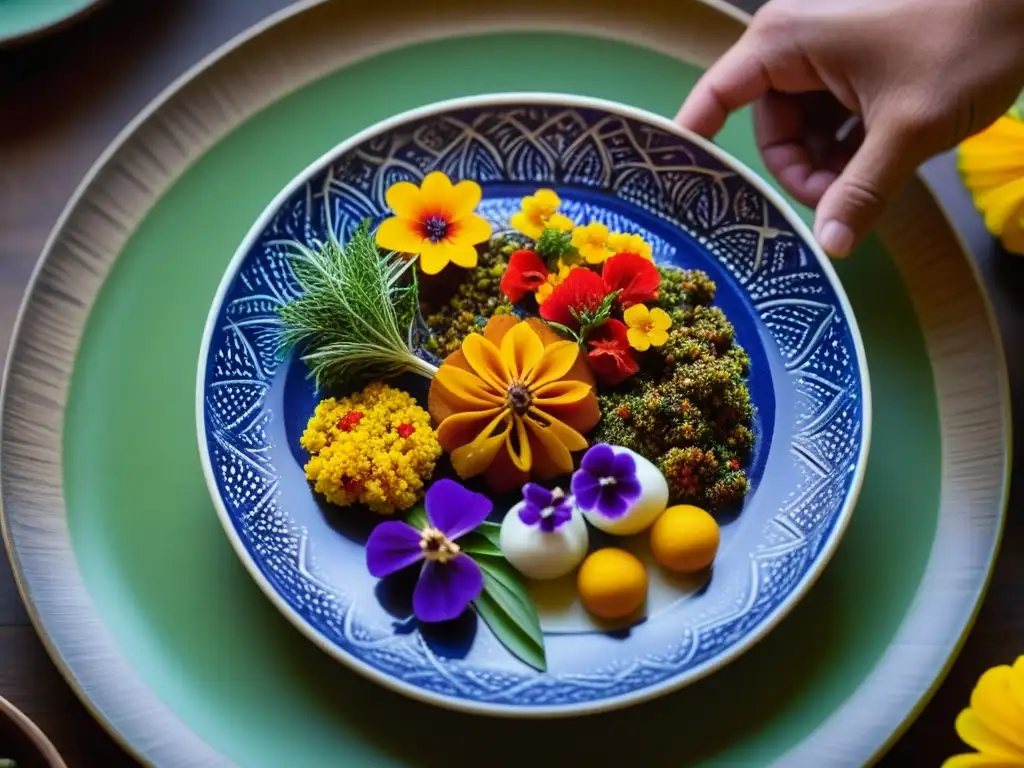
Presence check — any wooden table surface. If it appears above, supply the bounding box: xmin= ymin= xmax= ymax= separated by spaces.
xmin=1 ymin=1 xmax=1022 ymax=765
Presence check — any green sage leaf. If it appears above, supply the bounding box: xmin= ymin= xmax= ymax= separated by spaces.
xmin=459 ymin=530 xmax=502 ymax=558
xmin=472 ymin=555 xmax=546 ymax=672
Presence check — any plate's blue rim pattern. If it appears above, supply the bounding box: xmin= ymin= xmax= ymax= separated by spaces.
xmin=198 ymin=96 xmax=869 ymax=715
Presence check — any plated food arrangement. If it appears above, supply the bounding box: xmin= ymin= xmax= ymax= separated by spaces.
xmin=197 ymin=96 xmax=869 ymax=715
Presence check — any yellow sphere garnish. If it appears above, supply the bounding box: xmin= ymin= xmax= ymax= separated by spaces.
xmin=650 ymin=505 xmax=720 ymax=573
xmin=577 ymin=548 xmax=648 ymax=620
xmin=299 ymin=382 xmax=442 ymax=514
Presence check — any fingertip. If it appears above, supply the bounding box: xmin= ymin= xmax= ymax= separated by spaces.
xmin=814 ymin=218 xmax=857 ymax=259
xmin=675 ymin=90 xmax=728 ymax=139
xmin=676 ymin=37 xmax=771 ymax=139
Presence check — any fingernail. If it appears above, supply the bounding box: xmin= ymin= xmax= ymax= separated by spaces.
xmin=817 ymin=220 xmax=855 ymax=258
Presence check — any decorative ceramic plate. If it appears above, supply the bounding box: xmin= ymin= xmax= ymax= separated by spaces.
xmin=196 ymin=93 xmax=870 ymax=717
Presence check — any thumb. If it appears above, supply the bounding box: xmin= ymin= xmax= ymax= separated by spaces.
xmin=813 ymin=120 xmax=924 ymax=258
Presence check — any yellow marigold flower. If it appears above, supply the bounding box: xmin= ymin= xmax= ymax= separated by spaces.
xmin=624 ymin=304 xmax=672 ymax=351
xmin=958 ymin=112 xmax=1024 ymax=255
xmin=942 ymin=656 xmax=1024 ymax=767
xmin=375 ymin=171 xmax=492 ymax=275
xmin=511 ymin=188 xmax=574 ymax=240
xmin=571 ymin=222 xmax=614 ymax=265
xmin=535 ymin=259 xmax=572 ymax=305
xmin=608 ymin=231 xmax=653 ymax=260
xmin=299 ymin=381 xmax=442 ymax=514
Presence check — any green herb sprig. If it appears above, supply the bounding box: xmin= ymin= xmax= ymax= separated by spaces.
xmin=275 ymin=221 xmax=437 ymax=390
xmin=405 ymin=507 xmax=546 ymax=672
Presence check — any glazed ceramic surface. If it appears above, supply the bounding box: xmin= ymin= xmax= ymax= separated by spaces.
xmin=197 ymin=94 xmax=869 ymax=716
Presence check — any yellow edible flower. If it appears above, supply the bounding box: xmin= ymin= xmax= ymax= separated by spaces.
xmin=511 ymin=189 xmax=574 ymax=240
xmin=535 ymin=259 xmax=572 ymax=305
xmin=943 ymin=656 xmax=1024 ymax=767
xmin=375 ymin=171 xmax=492 ymax=275
xmin=571 ymin=222 xmax=614 ymax=265
xmin=958 ymin=111 xmax=1024 ymax=255
xmin=623 ymin=304 xmax=672 ymax=351
xmin=428 ymin=316 xmax=599 ymax=493
xmin=608 ymin=231 xmax=653 ymax=260
xmin=299 ymin=382 xmax=441 ymax=514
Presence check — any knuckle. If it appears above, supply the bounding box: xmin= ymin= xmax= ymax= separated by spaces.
xmin=839 ymin=175 xmax=888 ymax=215
xmin=885 ymin=100 xmax=948 ymax=144
xmin=751 ymin=6 xmax=799 ymax=38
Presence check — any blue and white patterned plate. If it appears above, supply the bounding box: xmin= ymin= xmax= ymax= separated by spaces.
xmin=196 ymin=94 xmax=870 ymax=717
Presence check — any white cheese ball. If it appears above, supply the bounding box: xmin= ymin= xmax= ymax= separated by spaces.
xmin=499 ymin=500 xmax=589 ymax=581
xmin=578 ymin=446 xmax=669 ymax=536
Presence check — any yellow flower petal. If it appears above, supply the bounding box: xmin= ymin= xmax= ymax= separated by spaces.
xmin=450 ymin=411 xmax=512 ymax=479
xmin=434 ymin=364 xmax=504 ymax=406
xmin=970 ymin=667 xmax=1024 ymax=752
xmin=505 ymin=414 xmax=533 ymax=472
xmin=418 ymin=241 xmax=453 ymax=275
xmin=375 ymin=217 xmax=424 ymax=254
xmin=548 ymin=212 xmax=575 ymax=232
xmin=499 ymin=321 xmax=544 ymax=381
xmin=454 ymin=213 xmax=492 ymax=246
xmin=1009 ymin=657 xmax=1024 ymax=709
xmin=581 ymin=244 xmax=612 ymax=265
xmin=627 ymin=327 xmax=651 ymax=352
xmin=527 ymin=340 xmax=582 ymax=389
xmin=420 ymin=171 xmax=454 ymax=203
xmin=623 ymin=303 xmax=650 ymax=329
xmin=531 ymin=379 xmax=592 ymax=407
xmin=608 ymin=231 xmax=653 ymax=259
xmin=943 ymin=753 xmax=1024 ymax=768
xmin=523 ymin=416 xmax=574 ymax=477
xmin=956 ymin=708 xmax=1024 ymax=759
xmin=979 ymin=177 xmax=1024 ymax=235
xmin=437 ymin=407 xmax=504 ymax=452
xmin=450 ymin=179 xmax=483 ymax=219
xmin=527 ymin=407 xmax=589 ymax=452
xmin=648 ymin=329 xmax=670 ymax=347
xmin=511 ymin=211 xmax=542 ymax=239
xmin=384 ymin=181 xmax=423 ymax=219
xmin=533 ymin=189 xmax=561 ymax=210
xmin=446 ymin=242 xmax=479 ymax=269
xmin=461 ymin=334 xmax=510 ymax=392
xmin=650 ymin=307 xmax=673 ymax=331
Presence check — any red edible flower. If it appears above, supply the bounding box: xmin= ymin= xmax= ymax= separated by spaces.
xmin=500 ymin=249 xmax=549 ymax=303
xmin=539 ymin=267 xmax=607 ymax=330
xmin=337 ymin=411 xmax=364 ymax=432
xmin=602 ymin=252 xmax=660 ymax=308
xmin=396 ymin=423 xmax=415 ymax=438
xmin=585 ymin=319 xmax=639 ymax=386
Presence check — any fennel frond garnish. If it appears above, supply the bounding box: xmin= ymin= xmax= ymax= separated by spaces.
xmin=276 ymin=221 xmax=437 ymax=390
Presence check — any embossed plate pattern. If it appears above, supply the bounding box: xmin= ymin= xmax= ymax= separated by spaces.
xmin=198 ymin=94 xmax=870 ymax=715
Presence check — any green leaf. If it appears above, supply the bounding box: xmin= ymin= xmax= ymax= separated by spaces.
xmin=545 ymin=321 xmax=579 ymax=342
xmin=404 ymin=503 xmax=427 ymax=529
xmin=471 ymin=555 xmax=546 ymax=672
xmin=460 ymin=530 xmax=502 ymax=557
xmin=475 ymin=520 xmax=502 ymax=548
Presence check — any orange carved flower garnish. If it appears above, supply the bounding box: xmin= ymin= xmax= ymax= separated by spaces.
xmin=428 ymin=316 xmax=600 ymax=492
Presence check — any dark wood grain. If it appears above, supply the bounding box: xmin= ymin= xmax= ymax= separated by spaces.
xmin=0 ymin=1 xmax=1020 ymax=766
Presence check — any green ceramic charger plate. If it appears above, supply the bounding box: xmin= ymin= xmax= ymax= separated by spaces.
xmin=0 ymin=0 xmax=102 ymax=46
xmin=0 ymin=1 xmax=1010 ymax=766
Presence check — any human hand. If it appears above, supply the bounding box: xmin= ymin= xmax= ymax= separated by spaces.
xmin=676 ymin=0 xmax=1024 ymax=257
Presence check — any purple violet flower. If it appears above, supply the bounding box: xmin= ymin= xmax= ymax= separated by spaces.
xmin=518 ymin=483 xmax=573 ymax=532
xmin=365 ymin=478 xmax=490 ymax=623
xmin=571 ymin=443 xmax=642 ymax=519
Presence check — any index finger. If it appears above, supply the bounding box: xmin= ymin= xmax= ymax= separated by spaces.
xmin=675 ymin=34 xmax=772 ymax=138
